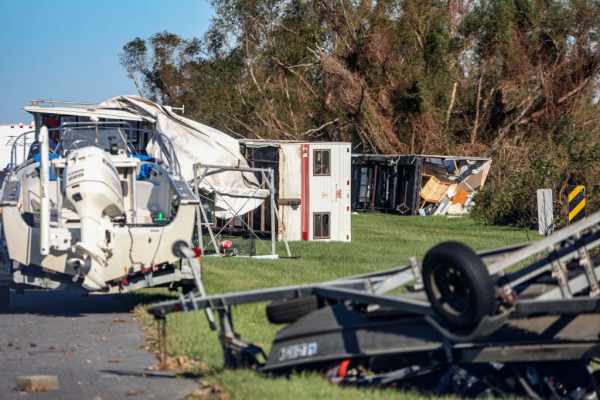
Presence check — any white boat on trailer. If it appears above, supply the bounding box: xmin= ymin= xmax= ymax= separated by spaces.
xmin=0 ymin=102 xmax=203 ymax=309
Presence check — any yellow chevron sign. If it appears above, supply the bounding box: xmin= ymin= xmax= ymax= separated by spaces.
xmin=568 ymin=185 xmax=585 ymax=223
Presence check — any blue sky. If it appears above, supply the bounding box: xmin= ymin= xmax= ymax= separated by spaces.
xmin=0 ymin=0 xmax=214 ymax=122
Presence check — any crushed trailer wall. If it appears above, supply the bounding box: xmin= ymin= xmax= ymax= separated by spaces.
xmin=351 ymin=155 xmax=423 ymax=215
xmin=351 ymin=154 xmax=492 ymax=215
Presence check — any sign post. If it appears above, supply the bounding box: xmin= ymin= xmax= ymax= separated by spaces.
xmin=568 ymin=185 xmax=586 ymax=223
xmin=537 ymin=189 xmax=553 ymax=236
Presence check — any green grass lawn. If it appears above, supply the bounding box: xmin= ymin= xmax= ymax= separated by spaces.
xmin=129 ymin=214 xmax=534 ymax=399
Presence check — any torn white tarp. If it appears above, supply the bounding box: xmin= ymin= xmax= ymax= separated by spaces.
xmin=97 ymin=96 xmax=267 ymax=218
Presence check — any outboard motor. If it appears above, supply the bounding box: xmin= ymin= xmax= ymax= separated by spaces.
xmin=64 ymin=146 xmax=124 ymax=290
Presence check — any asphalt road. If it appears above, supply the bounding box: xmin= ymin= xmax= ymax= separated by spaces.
xmin=0 ymin=290 xmax=198 ymax=400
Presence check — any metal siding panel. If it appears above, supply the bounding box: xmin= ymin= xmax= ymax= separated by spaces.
xmin=302 ymin=144 xmax=311 ymax=240
xmin=341 ymin=144 xmax=352 ymax=241
xmin=310 ymin=145 xmax=327 ymax=240
xmin=330 ymin=145 xmax=341 ymax=241
xmin=309 ymin=144 xmax=352 ymax=242
xmin=261 ymin=142 xmax=352 ymax=242
xmin=279 ymin=145 xmax=303 ymax=241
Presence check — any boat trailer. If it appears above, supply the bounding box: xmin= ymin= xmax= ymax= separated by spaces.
xmin=148 ymin=212 xmax=600 ymax=397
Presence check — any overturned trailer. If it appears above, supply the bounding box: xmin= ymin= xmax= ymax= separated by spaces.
xmin=148 ymin=210 xmax=600 ymax=398
xmin=351 ymin=154 xmax=491 ymax=216
xmin=240 ymin=140 xmax=352 ymax=242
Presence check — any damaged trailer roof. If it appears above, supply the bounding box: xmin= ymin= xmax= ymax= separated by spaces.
xmin=24 ymin=105 xmax=145 ymax=122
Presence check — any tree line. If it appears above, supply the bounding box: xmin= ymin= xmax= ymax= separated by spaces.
xmin=121 ymin=0 xmax=600 ymax=226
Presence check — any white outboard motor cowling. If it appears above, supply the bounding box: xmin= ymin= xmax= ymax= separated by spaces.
xmin=64 ymin=146 xmax=124 ymax=290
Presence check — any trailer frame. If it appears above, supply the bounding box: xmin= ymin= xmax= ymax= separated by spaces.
xmin=146 ymin=212 xmax=600 ymax=395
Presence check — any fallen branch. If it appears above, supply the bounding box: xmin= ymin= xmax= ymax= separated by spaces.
xmin=492 ymin=91 xmax=539 ymax=150
xmin=446 ymin=82 xmax=458 ymax=129
xmin=301 ymin=118 xmax=340 ymax=137
xmin=471 ymin=74 xmax=483 ymax=144
xmin=272 ymin=56 xmax=320 ymax=100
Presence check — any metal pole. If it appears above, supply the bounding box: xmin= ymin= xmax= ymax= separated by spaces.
xmin=199 ymin=194 xmax=220 ymax=254
xmin=192 ymin=164 xmax=204 ymax=252
xmin=39 ymin=126 xmax=50 ymax=256
xmin=576 ymin=240 xmax=600 ymax=297
xmin=195 ymin=164 xmax=220 ymax=254
xmin=263 ymin=171 xmax=291 ymax=257
xmin=22 ymin=136 xmax=27 ymax=164
xmin=269 ymin=169 xmax=276 ymax=257
xmin=56 ymin=173 xmax=62 ymax=229
xmin=174 ymin=242 xmax=216 ymax=329
xmin=187 ymin=256 xmax=216 ymax=330
xmin=549 ymin=245 xmax=572 ymax=299
xmin=130 ymin=170 xmax=137 ymax=224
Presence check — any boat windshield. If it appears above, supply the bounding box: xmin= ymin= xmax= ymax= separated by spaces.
xmin=59 ymin=122 xmax=130 ymax=154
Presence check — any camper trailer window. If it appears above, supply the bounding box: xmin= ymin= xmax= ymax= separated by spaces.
xmin=358 ymin=167 xmax=373 ymax=203
xmin=313 ymin=149 xmax=330 ymax=176
xmin=313 ymin=212 xmax=330 ymax=239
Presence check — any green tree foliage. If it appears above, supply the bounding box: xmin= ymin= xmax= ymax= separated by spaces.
xmin=121 ymin=0 xmax=600 ymax=225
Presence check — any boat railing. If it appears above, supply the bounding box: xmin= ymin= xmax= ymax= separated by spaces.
xmin=146 ymin=131 xmax=183 ymax=178
xmin=8 ymin=122 xmax=183 ymax=179
xmin=29 ymin=99 xmax=98 ymax=107
xmin=8 ymin=129 xmax=37 ymax=169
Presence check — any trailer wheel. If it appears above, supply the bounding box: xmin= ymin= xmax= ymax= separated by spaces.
xmin=423 ymin=241 xmax=495 ymax=330
xmin=0 ymin=286 xmax=9 ymax=312
xmin=266 ymin=296 xmax=320 ymax=324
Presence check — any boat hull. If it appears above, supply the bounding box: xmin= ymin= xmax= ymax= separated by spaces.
xmin=1 ymin=203 xmax=196 ymax=288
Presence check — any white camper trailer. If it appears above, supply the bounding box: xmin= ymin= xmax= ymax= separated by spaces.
xmin=241 ymin=140 xmax=352 ymax=242
xmin=0 ymin=122 xmax=34 ymax=170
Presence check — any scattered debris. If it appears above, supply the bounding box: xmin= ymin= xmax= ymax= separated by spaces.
xmin=148 ymin=354 xmax=202 ymax=372
xmin=15 ymin=375 xmax=59 ymax=392
xmin=125 ymin=390 xmax=148 ymax=397
xmin=187 ymin=380 xmax=230 ymax=400
xmin=351 ymin=154 xmax=491 ymax=216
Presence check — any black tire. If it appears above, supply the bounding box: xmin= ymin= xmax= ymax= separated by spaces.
xmin=266 ymin=296 xmax=320 ymax=324
xmin=422 ymin=241 xmax=495 ymax=330
xmin=0 ymin=286 xmax=10 ymax=312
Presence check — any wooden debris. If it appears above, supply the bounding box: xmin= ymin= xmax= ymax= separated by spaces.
xmin=15 ymin=375 xmax=59 ymax=392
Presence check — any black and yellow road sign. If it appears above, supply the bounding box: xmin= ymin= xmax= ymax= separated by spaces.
xmin=568 ymin=185 xmax=586 ymax=223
